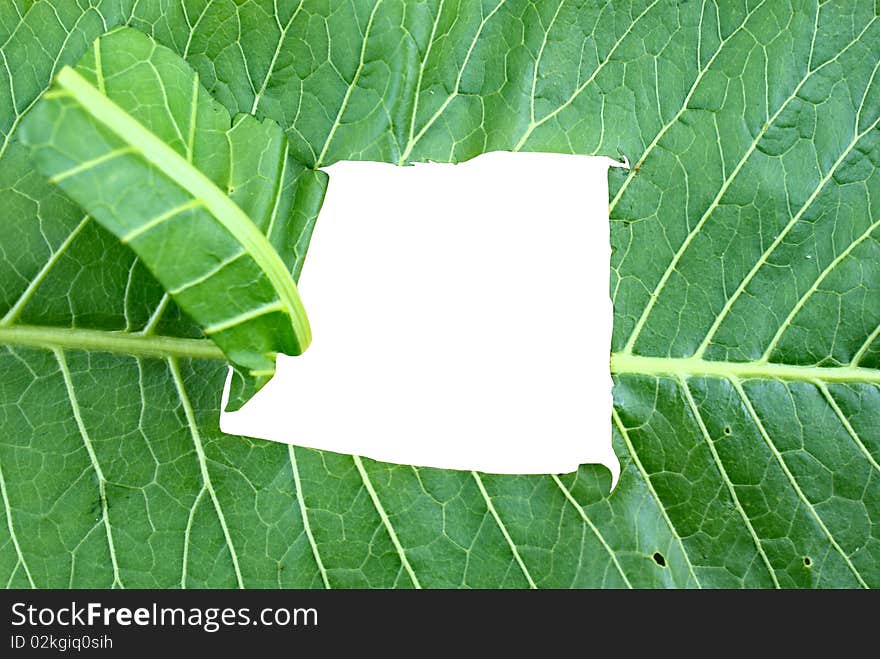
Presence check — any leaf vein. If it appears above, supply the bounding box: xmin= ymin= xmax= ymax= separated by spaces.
xmin=169 ymin=357 xmax=245 ymax=589
xmin=680 ymin=376 xmax=780 ymax=588
xmin=731 ymin=377 xmax=869 ymax=588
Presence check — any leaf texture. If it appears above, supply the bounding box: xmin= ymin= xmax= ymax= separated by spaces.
xmin=0 ymin=0 xmax=878 ymax=588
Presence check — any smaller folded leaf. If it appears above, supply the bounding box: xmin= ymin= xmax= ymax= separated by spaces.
xmin=20 ymin=27 xmax=327 ymax=407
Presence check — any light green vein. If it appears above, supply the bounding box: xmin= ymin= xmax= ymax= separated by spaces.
xmin=264 ymin=142 xmax=289 ymax=242
xmin=288 ymin=445 xmax=331 ymax=589
xmin=550 ymin=472 xmax=633 ymax=589
xmin=180 ymin=487 xmax=206 ymax=588
xmin=611 ymin=353 xmax=880 ymax=385
xmin=55 ymin=348 xmax=122 ymax=588
xmin=399 ymin=0 xmax=508 ymax=163
xmin=251 ymin=1 xmax=306 ymax=114
xmin=140 ymin=293 xmax=171 ymax=336
xmin=352 ymin=455 xmax=422 ymax=589
xmin=852 ymin=323 xmax=880 ymax=366
xmin=0 ymin=325 xmax=225 ymax=360
xmin=186 ymin=72 xmax=197 ymax=161
xmin=0 ymin=215 xmax=90 ymax=327
xmin=120 ymin=199 xmax=204 ymax=243
xmin=400 ymin=0 xmax=447 ymax=164
xmin=53 ymin=66 xmax=310 ymax=352
xmin=169 ymin=357 xmax=245 ymax=589
xmin=612 ymin=408 xmax=701 ymax=588
xmin=527 ymin=0 xmax=566 ymax=126
xmin=513 ymin=0 xmax=664 ymax=151
xmin=203 ymin=301 xmax=285 ymax=335
xmin=472 ymin=471 xmax=538 ymax=589
xmin=168 ymin=251 xmax=245 ymax=297
xmin=0 ymin=460 xmax=35 ymax=588
xmin=731 ymin=377 xmax=869 ymax=588
xmin=680 ymin=376 xmax=780 ymax=588
xmin=181 ymin=1 xmax=211 ymax=59
xmin=315 ymin=0 xmax=384 ymax=167
xmin=813 ymin=380 xmax=880 ymax=475
xmin=48 ymin=146 xmax=137 ymax=183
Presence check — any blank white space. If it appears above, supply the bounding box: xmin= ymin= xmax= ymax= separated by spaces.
xmin=221 ymin=152 xmax=616 ymax=477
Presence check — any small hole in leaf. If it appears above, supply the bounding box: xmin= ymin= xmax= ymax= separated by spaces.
xmin=803 ymin=556 xmax=812 ymax=568
xmin=652 ymin=552 xmax=666 ymax=567
xmin=622 ymin=220 xmax=631 ymax=227
xmin=723 ymin=426 xmax=731 ymax=435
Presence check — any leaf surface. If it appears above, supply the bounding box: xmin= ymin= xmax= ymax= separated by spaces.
xmin=1 ymin=0 xmax=879 ymax=588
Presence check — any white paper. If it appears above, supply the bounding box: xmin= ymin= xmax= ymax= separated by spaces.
xmin=221 ymin=152 xmax=616 ymax=477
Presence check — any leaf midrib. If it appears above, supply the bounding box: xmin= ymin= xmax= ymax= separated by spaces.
xmin=4 ymin=329 xmax=877 ymax=381
xmin=0 ymin=325 xmax=224 ymax=360
xmin=611 ymin=353 xmax=880 ymax=384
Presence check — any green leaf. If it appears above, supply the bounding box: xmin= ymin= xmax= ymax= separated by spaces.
xmin=1 ymin=0 xmax=879 ymax=589
xmin=18 ymin=27 xmax=326 ymax=405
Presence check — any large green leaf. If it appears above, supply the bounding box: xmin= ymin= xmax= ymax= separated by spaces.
xmin=1 ymin=0 xmax=878 ymax=588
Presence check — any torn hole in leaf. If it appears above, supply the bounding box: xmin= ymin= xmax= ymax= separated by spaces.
xmin=222 ymin=152 xmax=620 ymax=479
